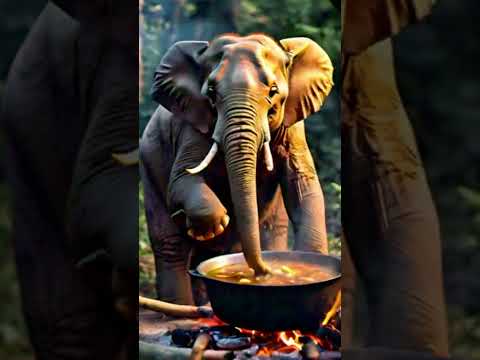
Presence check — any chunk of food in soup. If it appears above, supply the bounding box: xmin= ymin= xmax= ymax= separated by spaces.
xmin=207 ymin=260 xmax=334 ymax=285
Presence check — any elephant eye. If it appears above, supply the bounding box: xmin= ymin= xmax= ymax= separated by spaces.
xmin=269 ymin=84 xmax=279 ymax=98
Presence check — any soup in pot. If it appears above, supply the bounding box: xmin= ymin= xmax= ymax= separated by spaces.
xmin=206 ymin=260 xmax=334 ymax=285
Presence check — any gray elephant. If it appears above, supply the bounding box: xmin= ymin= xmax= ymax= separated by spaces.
xmin=140 ymin=34 xmax=334 ymax=305
xmin=2 ymin=1 xmax=137 ymax=359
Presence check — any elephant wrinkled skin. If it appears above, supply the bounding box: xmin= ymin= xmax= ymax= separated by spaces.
xmin=2 ymin=1 xmax=137 ymax=359
xmin=140 ymin=34 xmax=333 ymax=305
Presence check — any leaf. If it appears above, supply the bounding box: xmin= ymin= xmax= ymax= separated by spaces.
xmin=458 ymin=186 xmax=480 ymax=208
xmin=295 ymin=24 xmax=321 ymax=37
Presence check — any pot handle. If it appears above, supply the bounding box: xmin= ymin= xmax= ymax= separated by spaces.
xmin=188 ymin=269 xmax=204 ymax=278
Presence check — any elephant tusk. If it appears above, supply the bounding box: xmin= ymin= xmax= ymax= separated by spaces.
xmin=112 ymin=148 xmax=139 ymax=166
xmin=263 ymin=141 xmax=274 ymax=171
xmin=186 ymin=142 xmax=218 ymax=174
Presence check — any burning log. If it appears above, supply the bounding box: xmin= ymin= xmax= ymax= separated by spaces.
xmin=233 ymin=345 xmax=260 ymax=360
xmin=171 ymin=326 xmax=252 ymax=351
xmin=139 ymin=298 xmax=342 ymax=360
xmin=190 ymin=333 xmax=212 ymax=360
xmin=318 ymin=352 xmax=341 ymax=359
xmin=171 ymin=329 xmax=198 ymax=348
xmin=301 ymin=341 xmax=321 ymax=360
xmin=316 ymin=326 xmax=341 ymax=350
xmin=270 ymin=351 xmax=301 ymax=360
xmin=214 ymin=335 xmax=251 ymax=350
xmin=140 ymin=341 xmax=231 ymax=360
xmin=300 ymin=342 xmax=341 ymax=360
xmin=139 ymin=296 xmax=214 ymax=318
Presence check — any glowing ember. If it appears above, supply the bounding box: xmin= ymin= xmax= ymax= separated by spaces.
xmin=235 ymin=328 xmax=329 ymax=356
xmin=228 ymin=292 xmax=342 ymax=355
xmin=279 ymin=330 xmax=303 ymax=350
xmin=196 ymin=316 xmax=226 ymax=327
xmin=186 ymin=292 xmax=341 ymax=356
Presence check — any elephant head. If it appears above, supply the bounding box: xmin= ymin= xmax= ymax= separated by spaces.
xmin=152 ymin=34 xmax=333 ymax=274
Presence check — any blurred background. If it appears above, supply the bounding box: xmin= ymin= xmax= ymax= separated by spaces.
xmin=138 ymin=0 xmax=342 ymax=297
xmin=394 ymin=1 xmax=480 ymax=358
xmin=0 ymin=2 xmax=43 ymax=359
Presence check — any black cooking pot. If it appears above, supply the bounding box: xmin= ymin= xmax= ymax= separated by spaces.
xmin=189 ymin=251 xmax=341 ymax=331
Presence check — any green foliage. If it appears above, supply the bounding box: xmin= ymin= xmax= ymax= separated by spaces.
xmin=139 ymin=184 xmax=156 ymax=297
xmin=138 ymin=183 xmax=150 ymax=257
xmin=446 ymin=186 xmax=480 ymax=359
xmin=237 ymin=0 xmax=340 ymax=56
xmin=394 ymin=8 xmax=480 ymax=354
xmin=0 ymin=185 xmax=32 ymax=358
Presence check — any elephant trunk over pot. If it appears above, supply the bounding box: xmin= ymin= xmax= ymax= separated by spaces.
xmin=220 ymin=90 xmax=268 ymax=273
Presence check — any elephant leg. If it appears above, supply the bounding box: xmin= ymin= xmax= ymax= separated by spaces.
xmin=260 ymin=186 xmax=289 ymax=250
xmin=67 ymin=43 xmax=138 ymax=347
xmin=341 ymin=232 xmax=368 ymax=348
xmin=3 ymin=130 xmax=124 ymax=360
xmin=67 ymin=165 xmax=138 ymax=348
xmin=189 ymin=246 xmax=224 ymax=306
xmin=281 ymin=122 xmax=328 ymax=253
xmin=144 ymin=176 xmax=194 ymax=305
xmin=343 ymin=171 xmax=449 ymax=356
xmin=68 ymin=166 xmax=138 ymax=269
xmin=141 ymin=145 xmax=194 ymax=305
xmin=67 ymin=39 xmax=138 ymax=266
xmin=2 ymin=23 xmax=126 ymax=359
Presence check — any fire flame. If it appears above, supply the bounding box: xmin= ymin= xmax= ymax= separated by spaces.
xmin=279 ymin=330 xmax=303 ymax=350
xmin=237 ymin=328 xmax=325 ymax=355
xmin=232 ymin=291 xmax=341 ymax=356
xmin=322 ymin=291 xmax=341 ymax=326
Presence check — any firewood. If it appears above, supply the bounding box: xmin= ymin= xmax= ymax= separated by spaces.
xmin=190 ymin=333 xmax=212 ymax=360
xmin=319 ymin=351 xmax=341 ymax=359
xmin=301 ymin=342 xmax=320 ymax=360
xmin=140 ymin=341 xmax=231 ymax=360
xmin=139 ymin=296 xmax=213 ymax=318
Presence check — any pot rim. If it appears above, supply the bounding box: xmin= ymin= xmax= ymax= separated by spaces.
xmin=192 ymin=250 xmax=341 ymax=288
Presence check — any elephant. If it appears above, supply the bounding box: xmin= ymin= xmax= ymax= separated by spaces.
xmin=340 ymin=0 xmax=449 ymax=357
xmin=1 ymin=1 xmax=137 ymax=359
xmin=140 ymin=33 xmax=334 ymax=305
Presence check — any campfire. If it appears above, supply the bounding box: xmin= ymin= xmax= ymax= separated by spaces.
xmin=139 ymin=292 xmax=341 ymax=360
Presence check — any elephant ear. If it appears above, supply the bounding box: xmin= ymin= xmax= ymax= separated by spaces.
xmin=151 ymin=41 xmax=214 ymax=134
xmin=280 ymin=38 xmax=334 ymax=127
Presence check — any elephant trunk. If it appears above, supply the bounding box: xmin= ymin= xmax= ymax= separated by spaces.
xmin=222 ymin=94 xmax=269 ymax=275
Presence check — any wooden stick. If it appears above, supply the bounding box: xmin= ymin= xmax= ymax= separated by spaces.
xmin=190 ymin=333 xmax=211 ymax=360
xmin=319 ymin=351 xmax=341 ymax=359
xmin=139 ymin=296 xmax=213 ymax=318
xmin=139 ymin=341 xmax=230 ymax=360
